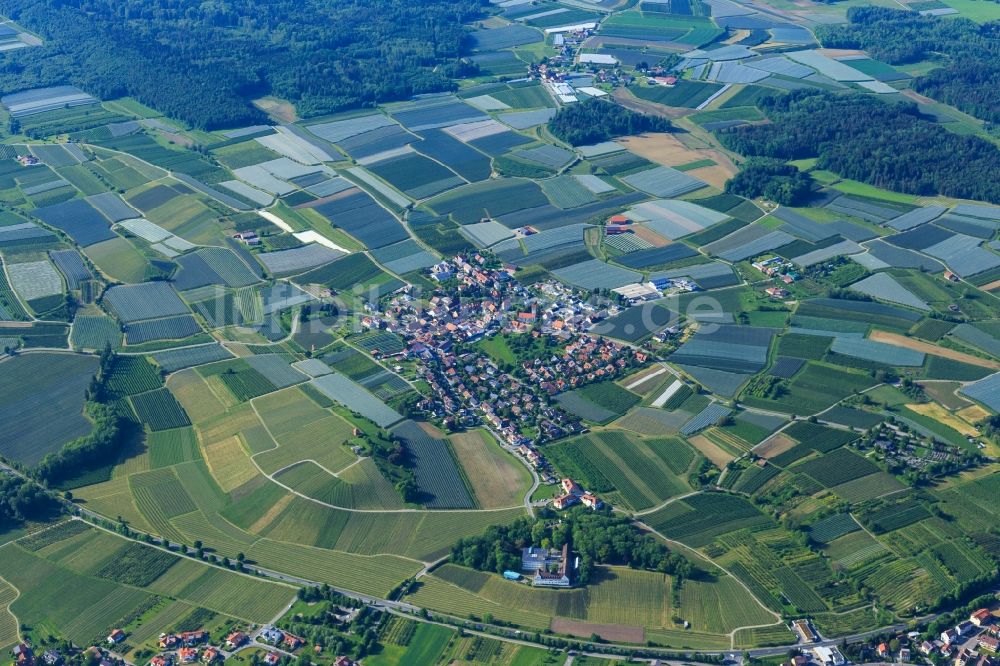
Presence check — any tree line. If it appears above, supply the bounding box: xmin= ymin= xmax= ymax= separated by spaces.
xmin=816 ymin=7 xmax=1000 ymax=123
xmin=548 ymin=98 xmax=672 ymax=146
xmin=717 ymin=90 xmax=1000 ymax=204
xmin=0 ymin=0 xmax=488 ymax=129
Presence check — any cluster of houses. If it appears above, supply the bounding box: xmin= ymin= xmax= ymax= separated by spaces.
xmin=144 ymin=631 xmax=221 ymax=666
xmin=921 ymin=608 xmax=998 ymax=665
xmin=860 ymin=420 xmax=978 ymax=476
xmin=551 ymin=477 xmax=602 ymax=511
xmin=258 ymin=627 xmax=303 ymax=651
xmin=752 ymin=256 xmax=801 ymax=281
xmin=377 ymin=255 xmax=647 ymax=445
xmin=12 ymin=644 xmax=125 ymax=666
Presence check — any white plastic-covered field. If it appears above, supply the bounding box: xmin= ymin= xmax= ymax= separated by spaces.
xmin=7 ymin=259 xmax=63 ymax=301
xmin=442 ymin=119 xmax=508 ymax=143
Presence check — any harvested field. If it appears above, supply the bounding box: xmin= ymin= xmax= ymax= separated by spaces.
xmin=868 ymin=330 xmax=1000 ymax=369
xmin=755 ymin=432 xmax=797 ymax=458
xmin=687 ymin=434 xmax=734 ymax=468
xmin=449 ymin=430 xmax=530 ymax=509
xmin=906 ymin=402 xmax=979 ymax=437
xmin=551 ymin=617 xmax=644 ymax=644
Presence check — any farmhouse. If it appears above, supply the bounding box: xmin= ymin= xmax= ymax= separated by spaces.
xmin=224 ymin=632 xmax=247 ymax=649
xmin=149 ymin=657 xmax=171 ymax=666
xmin=765 ymin=286 xmax=790 ymax=299
xmin=263 ymin=654 xmax=280 ymax=666
xmin=106 ymin=630 xmax=126 ymax=645
xmin=201 ymin=648 xmax=219 ymax=664
xmin=177 ymin=648 xmax=197 ymax=664
xmin=972 ymin=609 xmax=993 ymax=626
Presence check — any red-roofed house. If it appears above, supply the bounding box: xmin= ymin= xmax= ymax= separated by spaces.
xmin=972 ymin=609 xmax=993 ymax=626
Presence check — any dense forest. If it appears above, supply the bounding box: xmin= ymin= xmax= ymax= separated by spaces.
xmin=0 ymin=475 xmax=58 ymax=531
xmin=548 ymin=99 xmax=672 ymax=146
xmin=816 ymin=8 xmax=1000 ymax=122
xmin=451 ymin=510 xmax=697 ymax=585
xmin=725 ymin=159 xmax=814 ymax=205
xmin=0 ymin=0 xmax=486 ymax=129
xmin=718 ymin=90 xmax=1000 ymax=204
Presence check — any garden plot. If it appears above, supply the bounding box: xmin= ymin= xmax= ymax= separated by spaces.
xmin=390 ymin=96 xmax=487 ymax=132
xmin=670 ymin=324 xmax=775 ymax=375
xmin=923 ymin=234 xmax=1000 ymax=277
xmin=245 ymin=354 xmax=307 ymax=388
xmin=442 ymin=118 xmax=509 ymax=143
xmin=772 ymin=208 xmax=837 ymax=243
xmin=1 ymin=85 xmax=96 ymax=116
xmin=461 ymin=220 xmax=515 ymax=248
xmin=255 ymin=125 xmax=336 ymax=165
xmin=339 ymin=125 xmax=417 ymax=161
xmin=86 ymin=192 xmax=139 ymax=222
xmin=30 ymin=143 xmax=83 ymax=168
xmin=465 ymin=94 xmax=510 ymax=111
xmin=7 ymin=260 xmax=62 ymax=301
xmin=218 ymin=180 xmax=272 ymax=206
xmin=577 ymin=142 xmax=625 ymax=158
xmin=830 ymin=337 xmax=925 ymax=366
xmin=366 ymin=152 xmax=465 ymax=200
xmin=848 ymin=273 xmax=929 ymax=311
xmin=651 ymin=261 xmax=738 ymax=289
xmin=125 ymin=315 xmax=203 ymax=344
xmin=615 ymin=244 xmax=698 ymax=269
xmin=951 ymin=324 xmax=1000 ymax=358
xmin=49 ymin=249 xmax=92 ymax=289
xmin=604 ymin=233 xmax=655 ymax=254
xmin=0 ymin=222 xmax=55 ymax=247
xmin=70 ymin=315 xmax=121 ymax=351
xmin=310 ymin=189 xmax=409 ymax=248
xmin=953 ymin=204 xmax=1000 ymax=220
xmin=105 ymin=282 xmax=190 ymax=322
xmin=261 ymin=283 xmax=314 ymax=316
xmin=174 ymin=248 xmax=260 ymax=290
xmin=391 ymin=420 xmax=475 ymax=509
xmin=306 ymin=113 xmax=396 ymax=143
xmin=621 ymin=166 xmax=707 ymax=197
xmin=371 ymin=239 xmax=438 ymax=274
xmin=511 ymin=144 xmax=576 ymax=170
xmin=232 ymin=165 xmax=296 ymax=196
xmin=31 ymin=198 xmax=115 ymax=246
xmin=935 ymin=213 xmax=1000 ymax=239
xmin=152 ymin=344 xmax=233 ymax=372
xmin=574 ymin=174 xmax=616 ymax=194
xmin=786 ymin=50 xmax=872 ymax=81
xmin=345 ymin=166 xmax=411 ymax=207
xmin=704 ymin=223 xmax=795 ymax=262
xmin=0 ymin=353 xmax=98 ymax=465
xmin=747 ymin=56 xmax=814 ymax=78
xmin=706 ymin=61 xmax=768 ymax=84
xmin=498 ymin=192 xmax=646 ymax=233
xmin=865 ymin=240 xmax=942 ymax=271
xmin=791 ymin=240 xmax=863 ymax=267
xmin=311 ymin=373 xmax=403 ymax=427
xmin=412 ymin=129 xmax=491 ymax=182
xmin=552 ymin=259 xmax=643 ymax=290
xmin=427 ymin=178 xmax=548 ymax=224
xmin=470 ymin=24 xmax=542 ymax=49
xmin=306 ymin=177 xmax=354 ymax=197
xmin=629 ymin=199 xmax=729 ymax=239
xmin=541 ymin=176 xmax=597 ymax=209
xmin=651 ymin=380 xmax=684 ymax=408
xmin=959 ymin=373 xmax=1000 ymax=412
xmin=497 ymin=108 xmax=556 ymax=129
xmin=680 ymin=402 xmax=732 ymax=435
xmin=827 ymin=196 xmax=909 ymax=223
xmin=885 ymin=205 xmax=946 ymax=231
